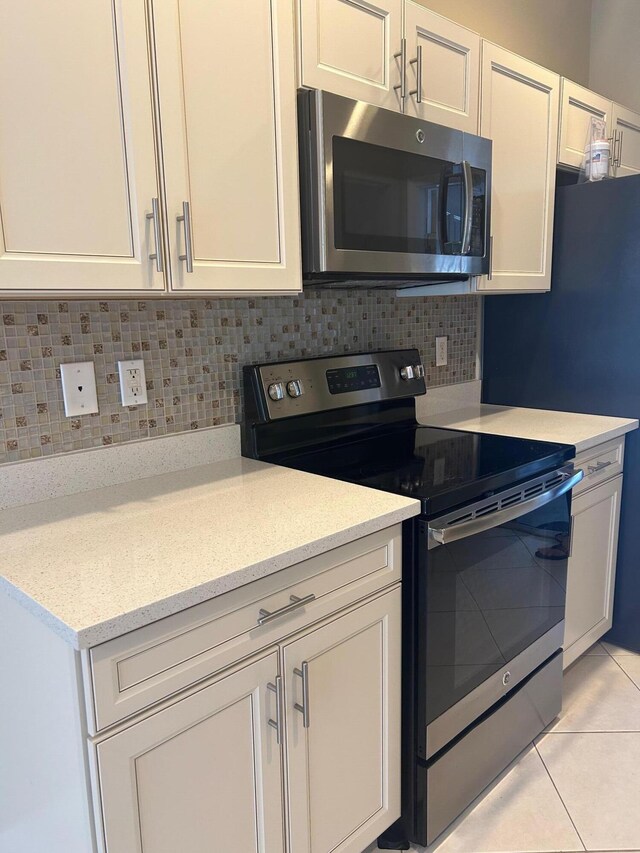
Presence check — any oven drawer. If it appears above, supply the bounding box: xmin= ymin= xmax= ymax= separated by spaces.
xmin=88 ymin=525 xmax=401 ymax=733
xmin=425 ymin=652 xmax=562 ymax=846
xmin=573 ymin=437 xmax=624 ymax=496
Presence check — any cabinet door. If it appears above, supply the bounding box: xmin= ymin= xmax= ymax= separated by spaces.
xmin=564 ymin=476 xmax=622 ymax=668
xmin=0 ymin=1 xmax=164 ymax=294
xmin=612 ymin=103 xmax=640 ymax=177
xmin=284 ymin=588 xmax=401 ymax=853
xmin=97 ymin=652 xmax=285 ymax=852
xmin=298 ymin=0 xmax=404 ymax=111
xmin=152 ymin=0 xmax=301 ymax=293
xmin=403 ymin=2 xmax=480 ymax=132
xmin=558 ymin=80 xmax=612 ymax=170
xmin=477 ymin=44 xmax=560 ymax=293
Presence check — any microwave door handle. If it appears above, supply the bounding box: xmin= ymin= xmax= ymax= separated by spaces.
xmin=460 ymin=160 xmax=474 ymax=255
xmin=428 ymin=469 xmax=584 ymax=547
xmin=439 ymin=168 xmax=453 ymax=254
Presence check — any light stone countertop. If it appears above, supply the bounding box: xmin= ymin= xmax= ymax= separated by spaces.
xmin=417 ymin=401 xmax=638 ymax=454
xmin=0 ymin=456 xmax=420 ymax=649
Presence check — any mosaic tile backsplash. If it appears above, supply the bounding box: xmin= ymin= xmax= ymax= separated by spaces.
xmin=0 ymin=291 xmax=479 ymax=464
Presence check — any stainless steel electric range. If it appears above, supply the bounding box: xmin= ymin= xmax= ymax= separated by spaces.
xmin=241 ymin=349 xmax=583 ymax=849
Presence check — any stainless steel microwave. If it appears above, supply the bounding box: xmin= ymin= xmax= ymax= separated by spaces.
xmin=298 ymin=89 xmax=492 ymax=287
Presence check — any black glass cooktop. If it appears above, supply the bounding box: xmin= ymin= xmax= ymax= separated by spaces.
xmin=268 ymin=425 xmax=574 ymax=517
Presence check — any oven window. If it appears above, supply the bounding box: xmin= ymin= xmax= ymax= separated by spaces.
xmin=425 ymin=494 xmax=570 ymax=726
xmin=332 ymin=136 xmax=464 ymax=255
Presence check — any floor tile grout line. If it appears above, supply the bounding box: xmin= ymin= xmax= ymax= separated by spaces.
xmin=608 ymin=653 xmax=640 ymax=693
xmin=534 ymin=740 xmax=587 ymax=852
xmin=542 ymin=729 xmax=640 ymax=734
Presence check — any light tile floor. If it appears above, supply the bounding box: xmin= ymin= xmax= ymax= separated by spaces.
xmin=365 ymin=641 xmax=640 ymax=853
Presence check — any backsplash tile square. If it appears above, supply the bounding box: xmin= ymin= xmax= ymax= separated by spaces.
xmin=0 ymin=291 xmax=479 ymax=463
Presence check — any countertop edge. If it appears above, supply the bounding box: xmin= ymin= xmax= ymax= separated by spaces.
xmin=571 ymin=421 xmax=639 ymax=454
xmin=1 ymin=499 xmax=420 ymax=650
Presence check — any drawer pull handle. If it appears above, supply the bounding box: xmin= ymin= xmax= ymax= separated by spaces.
xmin=294 ymin=661 xmax=310 ymax=728
xmin=267 ymin=676 xmax=284 ymax=745
xmin=257 ymin=593 xmax=316 ymax=626
xmin=588 ymin=460 xmax=613 ymax=475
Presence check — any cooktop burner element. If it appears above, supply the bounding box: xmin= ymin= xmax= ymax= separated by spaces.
xmin=276 ymin=425 xmax=574 ymax=515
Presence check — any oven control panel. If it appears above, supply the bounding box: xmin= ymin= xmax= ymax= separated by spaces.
xmin=244 ymin=350 xmax=427 ymax=422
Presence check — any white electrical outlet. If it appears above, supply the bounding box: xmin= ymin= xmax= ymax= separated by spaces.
xmin=435 ymin=336 xmax=448 ymax=367
xmin=118 ymin=360 xmax=148 ymax=406
xmin=60 ymin=362 xmax=99 ymax=417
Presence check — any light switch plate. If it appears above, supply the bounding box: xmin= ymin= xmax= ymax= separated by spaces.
xmin=60 ymin=362 xmax=99 ymax=417
xmin=118 ymin=360 xmax=148 ymax=406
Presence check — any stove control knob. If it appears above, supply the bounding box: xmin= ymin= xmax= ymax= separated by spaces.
xmin=286 ymin=379 xmax=304 ymax=398
xmin=267 ymin=382 xmax=285 ymax=401
xmin=414 ymin=364 xmax=425 ymax=379
xmin=399 ymin=365 xmax=415 ymax=381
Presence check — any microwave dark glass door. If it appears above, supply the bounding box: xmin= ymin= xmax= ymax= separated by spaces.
xmin=425 ymin=492 xmax=570 ymax=728
xmin=332 ymin=136 xmax=486 ymax=257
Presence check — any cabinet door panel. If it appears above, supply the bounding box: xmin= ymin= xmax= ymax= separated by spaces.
xmin=0 ymin=1 xmax=164 ymax=293
xmin=612 ymin=103 xmax=640 ymax=177
xmin=97 ymin=652 xmax=284 ymax=852
xmin=153 ymin=0 xmax=300 ymax=293
xmin=298 ymin=0 xmax=403 ymax=111
xmin=478 ymin=44 xmax=559 ymax=293
xmin=564 ymin=476 xmax=622 ymax=667
xmin=559 ymin=80 xmax=612 ymax=170
xmin=404 ymin=2 xmax=480 ymax=132
xmin=284 ymin=589 xmax=401 ymax=853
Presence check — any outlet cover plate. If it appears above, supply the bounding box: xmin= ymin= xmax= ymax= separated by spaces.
xmin=118 ymin=359 xmax=148 ymax=406
xmin=435 ymin=336 xmax=448 ymax=367
xmin=60 ymin=362 xmax=99 ymax=417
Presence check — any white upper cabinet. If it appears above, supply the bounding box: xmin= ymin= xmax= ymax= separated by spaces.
xmin=0 ymin=1 xmax=164 ymax=294
xmin=403 ymin=2 xmax=480 ymax=132
xmin=478 ymin=44 xmax=560 ymax=293
xmin=611 ymin=103 xmax=640 ymax=177
xmin=298 ymin=0 xmax=404 ymax=111
xmin=153 ymin=0 xmax=301 ymax=293
xmin=558 ymin=80 xmax=612 ymax=170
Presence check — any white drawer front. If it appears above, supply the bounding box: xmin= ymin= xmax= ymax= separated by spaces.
xmin=573 ymin=437 xmax=624 ymax=496
xmin=88 ymin=526 xmax=401 ymax=732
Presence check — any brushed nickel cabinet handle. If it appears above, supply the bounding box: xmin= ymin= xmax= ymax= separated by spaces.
xmin=294 ymin=661 xmax=310 ymax=728
xmin=617 ymin=129 xmax=625 ymax=168
xmin=409 ymin=45 xmax=423 ymax=103
xmin=588 ymin=460 xmax=613 ymax=475
xmin=177 ymin=200 xmax=194 ymax=273
xmin=267 ymin=676 xmax=283 ymax=745
xmin=393 ymin=38 xmax=407 ymax=102
xmin=146 ymin=197 xmax=163 ymax=273
xmin=257 ymin=593 xmax=316 ymax=626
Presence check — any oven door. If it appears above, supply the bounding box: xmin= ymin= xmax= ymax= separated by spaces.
xmin=423 ymin=466 xmax=583 ymax=759
xmin=300 ymin=89 xmax=491 ymax=277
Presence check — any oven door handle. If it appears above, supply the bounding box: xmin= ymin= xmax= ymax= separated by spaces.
xmin=428 ymin=469 xmax=584 ymax=547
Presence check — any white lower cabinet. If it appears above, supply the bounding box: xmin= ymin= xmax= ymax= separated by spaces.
xmin=97 ymin=651 xmax=286 ymax=852
xmin=95 ymin=588 xmax=401 ymax=853
xmin=564 ymin=474 xmax=622 ymax=668
xmin=85 ymin=528 xmax=403 ymax=853
xmin=284 ymin=589 xmax=401 ymax=853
